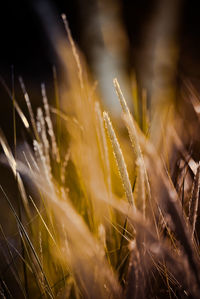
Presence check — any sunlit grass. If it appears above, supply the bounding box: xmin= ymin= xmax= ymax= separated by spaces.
xmin=0 ymin=13 xmax=200 ymax=299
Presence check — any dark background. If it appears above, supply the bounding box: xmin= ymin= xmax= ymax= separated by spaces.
xmin=0 ymin=0 xmax=200 ymax=78
xmin=0 ymin=0 xmax=200 ymax=142
xmin=1 ymin=0 xmax=200 ymax=81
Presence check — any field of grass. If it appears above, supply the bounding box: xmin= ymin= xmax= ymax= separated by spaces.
xmin=0 ymin=11 xmax=200 ymax=299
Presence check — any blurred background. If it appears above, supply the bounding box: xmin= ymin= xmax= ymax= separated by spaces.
xmin=0 ymin=0 xmax=200 ymax=141
xmin=1 ymin=1 xmax=200 ymax=297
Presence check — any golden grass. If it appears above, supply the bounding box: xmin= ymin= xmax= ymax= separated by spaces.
xmin=0 ymin=14 xmax=200 ymax=299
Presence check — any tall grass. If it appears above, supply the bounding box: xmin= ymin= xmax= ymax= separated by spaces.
xmin=0 ymin=13 xmax=200 ymax=299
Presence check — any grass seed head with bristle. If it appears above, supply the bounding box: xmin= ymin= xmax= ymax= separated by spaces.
xmin=114 ymin=78 xmax=150 ymax=216
xmin=103 ymin=111 xmax=135 ymax=208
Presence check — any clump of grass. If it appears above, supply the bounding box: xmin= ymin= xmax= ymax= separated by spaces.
xmin=1 ymin=13 xmax=200 ymax=299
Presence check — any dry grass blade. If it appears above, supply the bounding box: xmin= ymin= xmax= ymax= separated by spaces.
xmin=0 ymin=130 xmax=31 ymax=217
xmin=19 ymin=77 xmax=38 ymax=139
xmin=1 ymin=232 xmax=33 ymax=274
xmin=103 ymin=111 xmax=135 ymax=208
xmin=0 ymin=129 xmax=16 ymax=176
xmin=188 ymin=163 xmax=200 ymax=238
xmin=137 ymin=158 xmax=146 ymax=216
xmin=0 ymin=186 xmax=55 ymax=299
xmin=0 ymin=75 xmax=29 ymax=129
xmin=0 ymin=225 xmax=28 ymax=298
xmin=29 ymin=196 xmax=56 ymax=246
xmin=61 ymin=14 xmax=83 ymax=89
xmin=95 ymin=102 xmax=111 ymax=194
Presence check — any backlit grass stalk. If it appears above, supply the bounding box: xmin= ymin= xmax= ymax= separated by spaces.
xmin=41 ymin=83 xmax=60 ymax=163
xmin=95 ymin=101 xmax=112 ymax=194
xmin=103 ymin=111 xmax=135 ymax=209
xmin=36 ymin=107 xmax=51 ymax=175
xmin=189 ymin=163 xmax=200 ymax=239
xmin=0 ymin=75 xmax=29 ymax=129
xmin=0 ymin=130 xmax=31 ymax=219
xmin=113 ymin=78 xmax=149 ymax=216
xmin=61 ymin=14 xmax=84 ymax=90
xmin=19 ymin=76 xmax=39 ymax=140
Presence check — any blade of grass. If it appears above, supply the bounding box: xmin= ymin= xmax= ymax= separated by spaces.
xmin=188 ymin=163 xmax=200 ymax=239
xmin=0 ymin=185 xmax=55 ymax=299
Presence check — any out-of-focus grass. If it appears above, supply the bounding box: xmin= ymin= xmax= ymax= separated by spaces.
xmin=1 ymin=12 xmax=200 ymax=299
